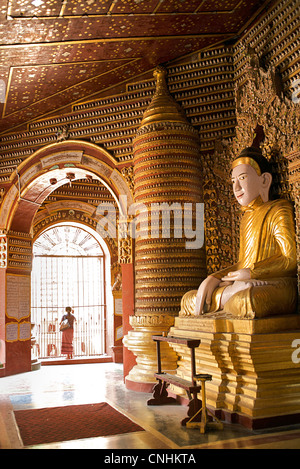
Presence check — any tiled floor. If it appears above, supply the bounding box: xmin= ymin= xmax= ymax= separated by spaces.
xmin=1 ymin=362 xmax=300 ymax=450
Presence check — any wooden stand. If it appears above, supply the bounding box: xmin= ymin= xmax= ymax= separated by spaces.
xmin=186 ymin=374 xmax=223 ymax=434
xmin=147 ymin=335 xmax=223 ymax=432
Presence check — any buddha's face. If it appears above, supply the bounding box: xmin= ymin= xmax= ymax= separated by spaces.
xmin=231 ymin=164 xmax=262 ymax=206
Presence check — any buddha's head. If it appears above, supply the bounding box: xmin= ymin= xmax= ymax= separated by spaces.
xmin=231 ymin=147 xmax=272 ymax=206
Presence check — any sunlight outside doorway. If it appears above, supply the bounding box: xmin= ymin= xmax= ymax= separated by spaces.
xmin=31 ymin=224 xmax=106 ymax=359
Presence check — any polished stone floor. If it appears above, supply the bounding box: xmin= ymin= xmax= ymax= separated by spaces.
xmin=1 ymin=362 xmax=300 ymax=450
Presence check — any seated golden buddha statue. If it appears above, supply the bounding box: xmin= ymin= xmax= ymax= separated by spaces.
xmin=180 ymin=147 xmax=298 ymax=319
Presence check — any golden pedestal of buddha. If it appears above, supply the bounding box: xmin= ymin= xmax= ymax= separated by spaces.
xmin=169 ymin=314 xmax=300 ymax=428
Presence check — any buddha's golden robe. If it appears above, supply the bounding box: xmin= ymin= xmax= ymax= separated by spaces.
xmin=180 ymin=197 xmax=298 ymax=319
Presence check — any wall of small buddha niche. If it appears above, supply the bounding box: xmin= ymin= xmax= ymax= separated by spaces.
xmin=0 ymin=0 xmax=299 ymax=304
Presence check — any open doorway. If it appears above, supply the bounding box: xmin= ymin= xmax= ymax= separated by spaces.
xmin=31 ymin=223 xmax=108 ymax=360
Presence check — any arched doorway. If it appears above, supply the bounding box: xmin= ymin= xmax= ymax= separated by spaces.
xmin=31 ymin=223 xmax=110 ymax=360
xmin=0 ymin=140 xmax=134 ymax=376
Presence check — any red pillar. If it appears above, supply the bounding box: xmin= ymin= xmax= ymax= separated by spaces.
xmin=121 ymin=262 xmax=136 ymax=381
xmin=0 ymin=232 xmax=32 ymax=377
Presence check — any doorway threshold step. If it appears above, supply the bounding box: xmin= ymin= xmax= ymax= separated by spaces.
xmin=41 ymin=356 xmax=113 ymax=366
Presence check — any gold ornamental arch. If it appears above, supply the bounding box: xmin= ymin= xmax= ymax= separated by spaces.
xmin=0 ymin=139 xmax=133 ymax=235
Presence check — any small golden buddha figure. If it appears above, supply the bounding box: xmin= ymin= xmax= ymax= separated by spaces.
xmin=180 ymin=147 xmax=298 ymax=319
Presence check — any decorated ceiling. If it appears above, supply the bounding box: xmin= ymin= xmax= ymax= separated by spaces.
xmin=0 ymin=0 xmax=272 ymax=134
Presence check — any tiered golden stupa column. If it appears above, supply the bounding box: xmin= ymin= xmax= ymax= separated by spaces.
xmin=123 ymin=67 xmax=206 ymax=389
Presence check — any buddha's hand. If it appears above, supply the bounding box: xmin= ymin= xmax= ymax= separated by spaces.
xmin=195 ymin=275 xmax=221 ymax=315
xmin=221 ymin=268 xmax=251 ymax=282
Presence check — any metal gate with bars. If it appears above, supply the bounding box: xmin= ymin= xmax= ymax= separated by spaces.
xmin=31 ymin=225 xmax=106 ymax=359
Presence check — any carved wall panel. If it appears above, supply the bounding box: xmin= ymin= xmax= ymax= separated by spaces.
xmin=133 ymin=68 xmax=206 ymax=317
xmin=0 ymin=231 xmax=33 ymax=272
xmin=201 ymin=141 xmax=240 ymax=275
xmin=287 ymin=150 xmax=300 ymax=302
xmin=0 ymin=233 xmax=7 ymax=268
